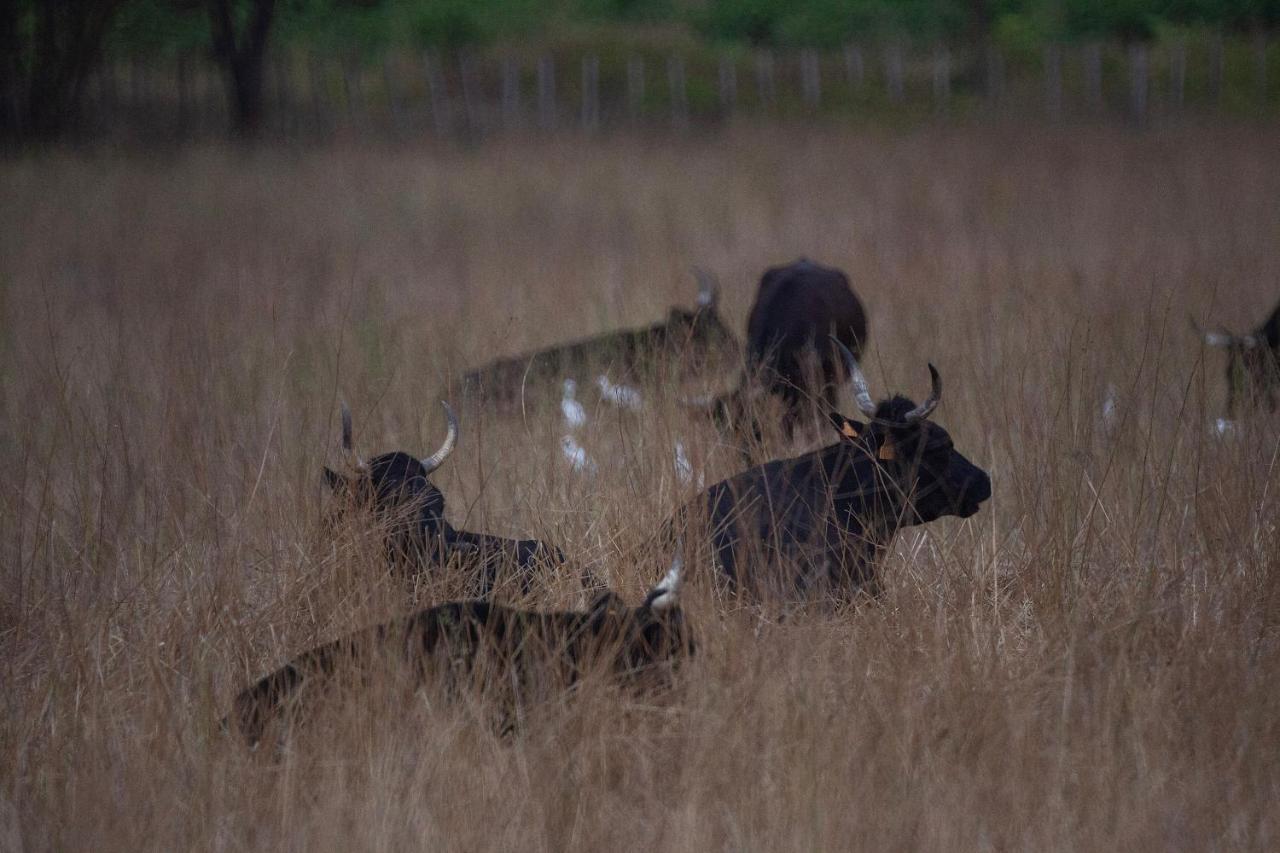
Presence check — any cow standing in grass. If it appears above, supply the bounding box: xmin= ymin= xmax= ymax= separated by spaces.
xmin=325 ymin=401 xmax=563 ymax=597
xmin=684 ymin=258 xmax=868 ymax=440
xmin=459 ymin=271 xmax=737 ymax=403
xmin=673 ymin=339 xmax=991 ymax=602
xmin=1196 ymin=299 xmax=1280 ymax=420
xmin=228 ymin=555 xmax=691 ymax=746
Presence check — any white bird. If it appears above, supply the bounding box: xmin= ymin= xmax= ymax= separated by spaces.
xmin=1100 ymin=384 xmax=1119 ymax=435
xmin=596 ymin=374 xmax=644 ymax=410
xmin=673 ymin=440 xmax=701 ymax=488
xmin=561 ymin=435 xmax=597 ymax=474
xmin=561 ymin=379 xmax=587 ymax=430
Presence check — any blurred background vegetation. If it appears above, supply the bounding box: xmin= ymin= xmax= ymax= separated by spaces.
xmin=3 ymin=0 xmax=1278 ymax=137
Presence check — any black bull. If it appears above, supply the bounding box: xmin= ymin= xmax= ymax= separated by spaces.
xmin=324 ymin=401 xmax=564 ymax=596
xmin=672 ymin=340 xmax=991 ymax=601
xmin=227 ymin=557 xmax=690 ymax=745
xmin=686 ymin=258 xmax=868 ymax=436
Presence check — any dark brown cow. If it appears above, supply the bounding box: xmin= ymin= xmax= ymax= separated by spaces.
xmin=226 ymin=555 xmax=690 ymax=745
xmin=325 ymin=401 xmax=564 ymax=597
xmin=460 ymin=271 xmax=737 ymax=403
xmin=685 ymin=259 xmax=868 ymax=439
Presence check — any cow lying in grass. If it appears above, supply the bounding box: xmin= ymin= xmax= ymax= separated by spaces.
xmin=227 ymin=555 xmax=691 ymax=746
xmin=672 ymin=339 xmax=992 ymax=602
xmin=325 ymin=401 xmax=564 ymax=597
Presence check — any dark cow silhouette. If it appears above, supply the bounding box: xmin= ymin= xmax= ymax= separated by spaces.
xmin=684 ymin=258 xmax=867 ymax=438
xmin=1196 ymin=299 xmax=1280 ymax=417
xmin=460 ymin=271 xmax=737 ymax=402
xmin=227 ymin=555 xmax=690 ymax=745
xmin=673 ymin=339 xmax=990 ymax=602
xmin=324 ymin=401 xmax=563 ymax=596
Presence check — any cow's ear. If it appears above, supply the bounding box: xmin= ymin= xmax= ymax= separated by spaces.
xmin=828 ymin=412 xmax=864 ymax=441
xmin=323 ymin=467 xmax=348 ymax=492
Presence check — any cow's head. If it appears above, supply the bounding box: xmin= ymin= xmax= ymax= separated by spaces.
xmin=323 ymin=401 xmax=458 ymax=546
xmin=588 ymin=554 xmax=694 ymax=685
xmin=665 ymin=269 xmax=736 ymax=351
xmin=828 ymin=340 xmax=991 ymax=525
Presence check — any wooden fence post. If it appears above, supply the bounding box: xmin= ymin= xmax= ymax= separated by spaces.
xmin=537 ymin=55 xmax=556 ymax=129
xmin=986 ymin=42 xmax=1004 ymax=103
xmin=719 ymin=55 xmax=737 ymax=112
xmin=342 ymin=59 xmax=363 ymax=122
xmin=459 ymin=52 xmax=481 ymax=133
xmin=502 ymin=57 xmax=521 ymax=128
xmin=582 ymin=54 xmax=600 ymax=131
xmin=424 ymin=51 xmax=451 ymax=134
xmin=1256 ymin=33 xmax=1269 ymax=102
xmin=1128 ymin=42 xmax=1148 ymax=120
xmin=844 ymin=45 xmax=865 ymax=90
xmin=1169 ymin=40 xmax=1186 ymax=110
xmin=884 ymin=44 xmax=904 ymax=103
xmin=756 ymin=51 xmax=775 ymax=111
xmin=627 ymin=56 xmax=645 ymax=120
xmin=1044 ymin=44 xmax=1062 ymax=118
xmin=1210 ymin=32 xmax=1225 ymax=104
xmin=932 ymin=46 xmax=951 ymax=108
xmin=668 ymin=54 xmax=688 ymax=129
xmin=1082 ymin=42 xmax=1102 ymax=111
xmin=800 ymin=49 xmax=821 ymax=107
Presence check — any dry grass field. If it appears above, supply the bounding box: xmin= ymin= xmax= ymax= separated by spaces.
xmin=2 ymin=123 xmax=1280 ymax=851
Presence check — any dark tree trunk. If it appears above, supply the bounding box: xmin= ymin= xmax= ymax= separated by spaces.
xmin=3 ymin=0 xmax=121 ymax=139
xmin=207 ymin=0 xmax=276 ymax=135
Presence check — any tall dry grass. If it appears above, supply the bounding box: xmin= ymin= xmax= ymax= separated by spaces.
xmin=2 ymin=123 xmax=1279 ymax=851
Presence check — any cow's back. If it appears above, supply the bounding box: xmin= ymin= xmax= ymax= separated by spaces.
xmin=746 ymin=260 xmax=867 ymax=364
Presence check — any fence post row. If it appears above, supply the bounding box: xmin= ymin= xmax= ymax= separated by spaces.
xmin=78 ymin=38 xmax=1276 ymax=140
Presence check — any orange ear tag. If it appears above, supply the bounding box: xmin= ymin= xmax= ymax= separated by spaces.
xmin=877 ymin=439 xmax=897 ymax=461
xmin=840 ymin=420 xmax=861 ymax=439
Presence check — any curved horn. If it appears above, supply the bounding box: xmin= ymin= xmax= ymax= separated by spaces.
xmin=340 ymin=400 xmax=367 ymax=471
xmin=692 ymin=267 xmax=720 ymax=309
xmin=901 ymin=364 xmax=943 ymax=423
xmin=832 ymin=335 xmax=877 ymax=419
xmin=420 ymin=401 xmax=459 ymax=474
xmin=647 ymin=552 xmax=684 ymax=612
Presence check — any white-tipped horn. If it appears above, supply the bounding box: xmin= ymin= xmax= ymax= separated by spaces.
xmin=420 ymin=401 xmax=459 ymax=474
xmin=832 ymin=335 xmax=877 ymax=419
xmin=901 ymin=364 xmax=943 ymax=423
xmin=340 ymin=400 xmax=368 ymax=471
xmin=648 ymin=553 xmax=684 ymax=612
xmin=693 ymin=267 xmax=720 ymax=309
